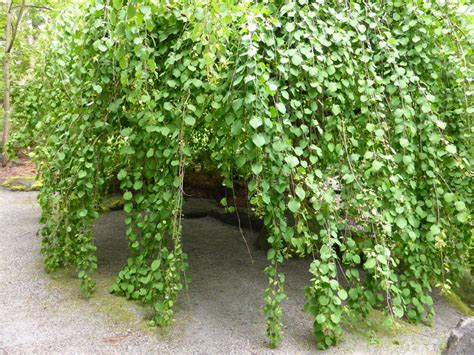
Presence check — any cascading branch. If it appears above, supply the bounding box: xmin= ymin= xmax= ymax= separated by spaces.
xmin=19 ymin=0 xmax=472 ymax=349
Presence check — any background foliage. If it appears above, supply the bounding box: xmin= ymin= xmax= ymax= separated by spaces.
xmin=10 ymin=0 xmax=473 ymax=349
xmin=1 ymin=0 xmax=76 ymax=152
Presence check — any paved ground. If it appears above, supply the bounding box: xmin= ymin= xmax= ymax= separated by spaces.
xmin=0 ymin=190 xmax=465 ymax=354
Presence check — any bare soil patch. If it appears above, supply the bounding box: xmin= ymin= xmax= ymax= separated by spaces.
xmin=0 ymin=153 xmax=36 ymax=182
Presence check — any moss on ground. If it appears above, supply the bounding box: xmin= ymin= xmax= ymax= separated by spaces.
xmin=443 ymin=290 xmax=474 ymax=317
xmin=31 ymin=180 xmax=43 ymax=190
xmin=453 ymin=272 xmax=474 ymax=310
xmin=9 ymin=185 xmax=29 ymax=191
xmin=100 ymin=196 xmax=124 ymax=212
xmin=344 ymin=309 xmax=414 ymax=346
xmin=1 ymin=176 xmax=42 ymax=191
xmin=46 ymin=266 xmax=162 ymax=334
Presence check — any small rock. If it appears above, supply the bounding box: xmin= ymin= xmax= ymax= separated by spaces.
xmin=444 ymin=317 xmax=474 ymax=355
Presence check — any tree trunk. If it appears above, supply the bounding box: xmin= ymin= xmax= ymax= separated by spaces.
xmin=2 ymin=0 xmax=12 ymax=167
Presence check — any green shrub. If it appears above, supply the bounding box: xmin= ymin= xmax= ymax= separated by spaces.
xmin=21 ymin=0 xmax=472 ymax=349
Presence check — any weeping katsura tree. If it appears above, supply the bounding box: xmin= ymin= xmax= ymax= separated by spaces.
xmin=19 ymin=0 xmax=472 ymax=349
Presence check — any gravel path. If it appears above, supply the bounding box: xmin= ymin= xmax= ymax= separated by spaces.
xmin=0 ymin=190 xmax=464 ymax=354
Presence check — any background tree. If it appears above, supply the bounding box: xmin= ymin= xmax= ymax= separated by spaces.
xmin=1 ymin=0 xmax=62 ymax=165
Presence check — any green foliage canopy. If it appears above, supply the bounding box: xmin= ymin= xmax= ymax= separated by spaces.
xmin=16 ymin=0 xmax=473 ymax=349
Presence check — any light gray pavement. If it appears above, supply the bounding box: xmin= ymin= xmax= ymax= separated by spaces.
xmin=0 ymin=190 xmax=464 ymax=354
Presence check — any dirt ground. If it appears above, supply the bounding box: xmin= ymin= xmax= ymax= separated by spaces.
xmin=0 ymin=189 xmax=465 ymax=354
xmin=0 ymin=155 xmax=36 ymax=181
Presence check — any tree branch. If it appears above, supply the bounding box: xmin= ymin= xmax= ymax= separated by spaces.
xmin=6 ymin=0 xmax=26 ymax=53
xmin=5 ymin=1 xmax=52 ymax=52
xmin=12 ymin=4 xmax=51 ymax=10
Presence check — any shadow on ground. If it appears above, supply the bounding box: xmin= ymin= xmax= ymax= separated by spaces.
xmin=92 ymin=207 xmax=315 ymax=350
